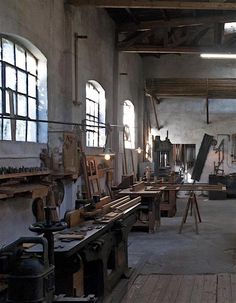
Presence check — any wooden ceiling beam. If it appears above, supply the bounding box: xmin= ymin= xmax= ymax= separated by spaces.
xmin=118 ymin=45 xmax=236 ymax=54
xmin=118 ymin=14 xmax=236 ymax=32
xmin=67 ymin=1 xmax=236 ymax=10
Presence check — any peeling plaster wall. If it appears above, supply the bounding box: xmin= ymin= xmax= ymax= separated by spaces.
xmin=143 ymin=55 xmax=236 ymax=182
xmin=0 ymin=0 xmax=72 ymax=245
xmin=115 ymin=52 xmax=144 ymax=181
xmin=71 ymin=6 xmax=115 ymax=128
xmin=0 ymin=2 xmax=144 ymax=244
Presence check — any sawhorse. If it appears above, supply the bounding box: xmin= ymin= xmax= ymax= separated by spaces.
xmin=178 ymin=191 xmax=201 ymax=234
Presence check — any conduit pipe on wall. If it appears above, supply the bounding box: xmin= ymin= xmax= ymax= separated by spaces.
xmin=73 ymin=33 xmax=87 ymax=106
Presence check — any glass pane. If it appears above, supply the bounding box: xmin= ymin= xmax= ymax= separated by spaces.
xmin=2 ymin=39 xmax=14 ymax=64
xmin=93 ymin=130 xmax=98 ymax=147
xmin=28 ymin=75 xmax=36 ymax=97
xmin=0 ymin=62 xmax=2 ymax=87
xmin=5 ymin=65 xmax=16 ymax=90
xmin=16 ymin=45 xmax=26 ymax=69
xmin=99 ymin=96 xmax=106 ymax=124
xmin=27 ymin=52 xmax=37 ymax=75
xmin=17 ymin=94 xmax=27 ymax=116
xmin=86 ymin=83 xmax=93 ymax=100
xmin=5 ymin=91 xmax=16 ymax=114
xmin=28 ymin=98 xmax=36 ymax=119
xmin=94 ymin=103 xmax=98 ymax=118
xmin=86 ymin=99 xmax=96 ymax=118
xmin=16 ymin=120 xmax=26 ymax=141
xmin=27 ymin=121 xmax=36 ymax=142
xmin=99 ymin=128 xmax=106 ymax=147
xmin=0 ymin=89 xmax=2 ymax=113
xmin=17 ymin=70 xmax=27 ymax=94
xmin=3 ymin=119 xmax=11 ymax=140
xmin=86 ymin=83 xmax=99 ymax=102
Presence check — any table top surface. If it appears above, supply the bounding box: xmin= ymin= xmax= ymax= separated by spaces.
xmin=119 ymin=186 xmax=162 ymax=196
xmin=28 ymin=204 xmax=140 ymax=257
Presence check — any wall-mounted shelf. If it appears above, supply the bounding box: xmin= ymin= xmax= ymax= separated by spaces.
xmin=0 ymin=183 xmax=49 ymax=200
xmin=0 ymin=170 xmax=50 ymax=180
xmin=0 ymin=170 xmax=50 ymax=200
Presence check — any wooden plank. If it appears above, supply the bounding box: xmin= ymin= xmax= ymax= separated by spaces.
xmin=201 ymin=274 xmax=217 ymax=303
xmin=120 ymin=45 xmax=208 ymax=54
xmin=133 ymin=275 xmax=160 ymax=303
xmin=175 ymin=275 xmax=195 ymax=303
xmin=0 ymin=193 xmax=11 ymax=199
xmin=95 ymin=195 xmax=111 ymax=209
xmin=115 ymin=196 xmax=141 ymax=211
xmin=230 ymin=274 xmax=236 ymax=301
xmin=103 ymin=196 xmax=130 ymax=212
xmin=217 ymin=273 xmax=231 ymax=303
xmin=130 ymin=181 xmax=145 ymax=192
xmin=148 ymin=275 xmax=172 ymax=302
xmin=162 ymin=275 xmax=183 ymax=303
xmin=119 ymin=14 xmax=236 ymax=32
xmin=0 ymin=170 xmax=50 ymax=180
xmin=64 ymin=209 xmax=83 ymax=227
xmin=146 ymin=78 xmax=236 ymax=98
xmin=57 ymin=234 xmax=85 ymax=240
xmin=0 ymin=184 xmax=49 ymax=195
xmin=190 ymin=275 xmax=204 ymax=303
xmin=121 ymin=274 xmax=147 ymax=303
xmin=68 ymin=0 xmax=236 ymax=10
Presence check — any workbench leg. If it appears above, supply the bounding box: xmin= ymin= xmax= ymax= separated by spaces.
xmin=178 ymin=197 xmax=191 ymax=234
xmin=149 ymin=207 xmax=155 ymax=233
xmin=193 ymin=193 xmax=202 ymax=222
xmin=192 ymin=201 xmax=199 ymax=235
xmin=156 ymin=196 xmax=161 ymax=227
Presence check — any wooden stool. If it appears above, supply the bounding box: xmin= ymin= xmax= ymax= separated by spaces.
xmin=178 ymin=192 xmax=201 ymax=234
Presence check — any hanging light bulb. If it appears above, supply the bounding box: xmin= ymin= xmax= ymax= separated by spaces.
xmin=98 ymin=123 xmax=115 ymax=160
xmin=136 ymin=147 xmax=143 ymax=154
xmin=99 ymin=147 xmax=115 ymax=160
xmin=104 ymin=153 xmax=111 ymax=161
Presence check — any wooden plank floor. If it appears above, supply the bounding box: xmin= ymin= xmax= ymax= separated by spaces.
xmin=120 ymin=273 xmax=236 ymax=303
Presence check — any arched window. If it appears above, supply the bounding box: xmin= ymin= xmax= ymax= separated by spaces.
xmin=86 ymin=81 xmax=106 ymax=147
xmin=0 ymin=35 xmax=47 ymax=142
xmin=123 ymin=100 xmax=135 ymax=149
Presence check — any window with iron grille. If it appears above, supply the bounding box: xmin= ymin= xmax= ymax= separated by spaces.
xmin=123 ymin=100 xmax=135 ymax=149
xmin=0 ymin=37 xmax=39 ymax=142
xmin=86 ymin=81 xmax=106 ymax=147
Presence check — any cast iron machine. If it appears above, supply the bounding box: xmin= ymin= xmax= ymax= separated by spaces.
xmin=0 ymin=237 xmax=54 ymax=303
xmin=0 ymin=206 xmax=97 ymax=303
xmin=153 ymin=132 xmax=173 ymax=179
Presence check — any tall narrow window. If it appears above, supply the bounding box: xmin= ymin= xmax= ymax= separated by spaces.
xmin=86 ymin=81 xmax=106 ymax=147
xmin=123 ymin=100 xmax=135 ymax=149
xmin=0 ymin=37 xmax=41 ymax=142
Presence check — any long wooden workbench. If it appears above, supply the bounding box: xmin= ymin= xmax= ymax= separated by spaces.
xmin=145 ymin=182 xmax=226 ymax=217
xmin=29 ymin=196 xmax=141 ymax=299
xmin=118 ymin=182 xmax=162 ymax=233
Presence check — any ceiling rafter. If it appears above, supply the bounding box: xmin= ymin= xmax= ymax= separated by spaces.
xmin=118 ymin=45 xmax=236 ymax=54
xmin=118 ymin=14 xmax=236 ymax=32
xmin=67 ymin=0 xmax=236 ymax=10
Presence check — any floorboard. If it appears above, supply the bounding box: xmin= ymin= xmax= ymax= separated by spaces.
xmin=119 ymin=273 xmax=236 ymax=303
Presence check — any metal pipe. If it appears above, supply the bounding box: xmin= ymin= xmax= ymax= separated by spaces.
xmin=0 ymin=114 xmax=107 ymax=128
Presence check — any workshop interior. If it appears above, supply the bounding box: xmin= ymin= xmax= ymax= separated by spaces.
xmin=2 ymin=1 xmax=236 ymax=302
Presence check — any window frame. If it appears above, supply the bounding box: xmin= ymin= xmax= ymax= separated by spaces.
xmin=0 ymin=36 xmax=39 ymax=142
xmin=86 ymin=81 xmax=106 ymax=148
